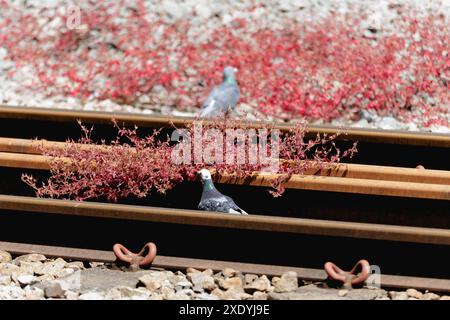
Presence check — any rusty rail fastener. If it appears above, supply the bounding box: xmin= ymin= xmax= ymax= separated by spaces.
xmin=113 ymin=242 xmax=157 ymax=271
xmin=324 ymin=259 xmax=370 ymax=289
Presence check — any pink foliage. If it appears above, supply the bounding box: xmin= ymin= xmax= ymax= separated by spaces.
xmin=0 ymin=1 xmax=448 ymax=125
xmin=22 ymin=119 xmax=357 ymax=201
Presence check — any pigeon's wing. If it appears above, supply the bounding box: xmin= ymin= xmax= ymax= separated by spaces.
xmin=198 ymin=197 xmax=231 ymax=213
xmin=224 ymin=196 xmax=248 ymax=215
xmin=201 ymin=84 xmax=240 ymax=117
xmin=202 ymin=85 xmax=221 ymax=109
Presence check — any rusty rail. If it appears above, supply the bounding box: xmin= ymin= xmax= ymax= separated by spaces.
xmin=1 ymin=149 xmax=449 ymax=200
xmin=1 ymin=137 xmax=450 ymax=185
xmin=0 ymin=194 xmax=449 ymax=245
xmin=1 ymin=241 xmax=449 ymax=293
xmin=0 ymin=105 xmax=449 ymax=147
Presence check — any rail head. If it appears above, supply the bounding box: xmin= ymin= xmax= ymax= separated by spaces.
xmin=0 ymin=194 xmax=449 ymax=245
xmin=0 ymin=105 xmax=449 ymax=147
xmin=1 ymin=149 xmax=449 ymax=200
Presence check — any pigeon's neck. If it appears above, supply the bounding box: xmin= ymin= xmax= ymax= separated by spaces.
xmin=202 ymin=179 xmax=215 ymax=191
xmin=223 ymin=77 xmax=236 ymax=85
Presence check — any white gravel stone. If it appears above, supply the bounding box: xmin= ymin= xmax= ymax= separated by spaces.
xmin=195 ymin=4 xmax=213 ymax=19
xmin=188 ymin=272 xmax=217 ymax=291
xmin=219 ymin=277 xmax=243 ymax=290
xmin=167 ymin=292 xmax=192 ymax=300
xmin=429 ymin=125 xmax=450 ymax=134
xmin=406 ymin=288 xmax=423 ymax=299
xmin=338 ymin=289 xmax=349 ymax=297
xmin=0 ymin=250 xmax=12 ymax=263
xmin=139 ymin=272 xmax=173 ymax=291
xmin=186 ymin=267 xmax=201 ymax=274
xmin=272 ymin=271 xmax=298 ymax=293
xmin=53 ymin=268 xmax=75 ymax=278
xmin=244 ymin=274 xmax=259 ymax=284
xmin=13 ymin=254 xmax=46 ymax=264
xmin=252 ymin=291 xmax=268 ymax=300
xmin=17 ymin=261 xmax=44 ymax=274
xmin=65 ymin=261 xmax=85 ymax=270
xmin=0 ymin=263 xmax=20 ymax=275
xmin=421 ymin=292 xmax=440 ymax=300
xmin=35 ymin=258 xmax=67 ymax=276
xmin=79 ymin=292 xmax=105 ymax=300
xmin=17 ymin=275 xmax=37 ymax=286
xmin=65 ymin=290 xmax=80 ymax=300
xmin=24 ymin=286 xmax=45 ymax=300
xmin=389 ymin=291 xmax=409 ymax=300
xmin=378 ymin=117 xmax=402 ymax=130
xmin=0 ymin=285 xmax=25 ymax=299
xmin=109 ymin=286 xmax=150 ymax=300
xmin=222 ymin=268 xmax=237 ymax=278
xmin=194 ymin=292 xmax=220 ymax=300
xmin=0 ymin=275 xmax=11 ymax=286
xmin=162 ymin=0 xmax=184 ymax=20
xmin=244 ymin=275 xmax=272 ymax=292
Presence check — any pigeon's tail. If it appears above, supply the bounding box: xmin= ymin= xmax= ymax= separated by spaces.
xmin=200 ymin=106 xmax=214 ymax=118
xmin=200 ymin=105 xmax=225 ymax=118
xmin=228 ymin=208 xmax=248 ymax=215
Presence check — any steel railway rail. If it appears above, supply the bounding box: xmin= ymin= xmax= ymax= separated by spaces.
xmin=0 ymin=194 xmax=449 ymax=245
xmin=1 ymin=105 xmax=449 ymax=147
xmin=0 ymin=192 xmax=449 ymax=286
xmin=0 ymin=137 xmax=448 ymax=230
xmin=0 ymin=105 xmax=449 ymax=169
xmin=0 ymin=147 xmax=450 ymax=200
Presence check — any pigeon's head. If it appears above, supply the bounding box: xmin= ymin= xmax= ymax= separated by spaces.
xmin=223 ymin=66 xmax=238 ymax=81
xmin=198 ymin=169 xmax=212 ymax=181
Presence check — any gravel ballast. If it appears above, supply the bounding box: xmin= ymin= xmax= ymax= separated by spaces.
xmin=0 ymin=250 xmax=448 ymax=300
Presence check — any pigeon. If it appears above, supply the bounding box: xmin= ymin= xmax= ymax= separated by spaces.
xmin=197 ymin=169 xmax=248 ymax=215
xmin=200 ymin=66 xmax=240 ymax=118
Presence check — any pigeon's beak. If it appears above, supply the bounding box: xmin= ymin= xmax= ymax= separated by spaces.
xmin=233 ymin=67 xmax=239 ymax=73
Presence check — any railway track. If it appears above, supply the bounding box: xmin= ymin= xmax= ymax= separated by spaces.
xmin=1 ymin=241 xmax=449 ymax=293
xmin=0 ymin=136 xmax=448 ymax=229
xmin=0 ymin=105 xmax=449 ymax=169
xmin=0 ymin=105 xmax=449 ymax=294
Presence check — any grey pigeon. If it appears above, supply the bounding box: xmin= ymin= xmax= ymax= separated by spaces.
xmin=197 ymin=169 xmax=248 ymax=215
xmin=200 ymin=66 xmax=240 ymax=118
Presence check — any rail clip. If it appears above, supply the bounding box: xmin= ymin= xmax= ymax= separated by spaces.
xmin=324 ymin=259 xmax=370 ymax=289
xmin=113 ymin=242 xmax=157 ymax=270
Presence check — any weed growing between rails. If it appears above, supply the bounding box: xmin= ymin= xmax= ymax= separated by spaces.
xmin=22 ymin=117 xmax=358 ymax=201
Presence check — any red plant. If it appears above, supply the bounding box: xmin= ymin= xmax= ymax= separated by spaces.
xmin=0 ymin=0 xmax=178 ymax=104
xmin=22 ymin=118 xmax=357 ymax=201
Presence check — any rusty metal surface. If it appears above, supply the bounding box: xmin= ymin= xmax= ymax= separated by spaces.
xmin=0 ymin=105 xmax=449 ymax=147
xmin=216 ymin=172 xmax=450 ymax=200
xmin=0 ymin=194 xmax=449 ymax=245
xmin=1 ymin=137 xmax=450 ymax=185
xmin=324 ymin=260 xmax=371 ymax=288
xmin=1 ymin=241 xmax=449 ymax=292
xmin=113 ymin=242 xmax=157 ymax=269
xmin=1 ymin=151 xmax=450 ymax=200
xmin=0 ymin=241 xmax=116 ymax=262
